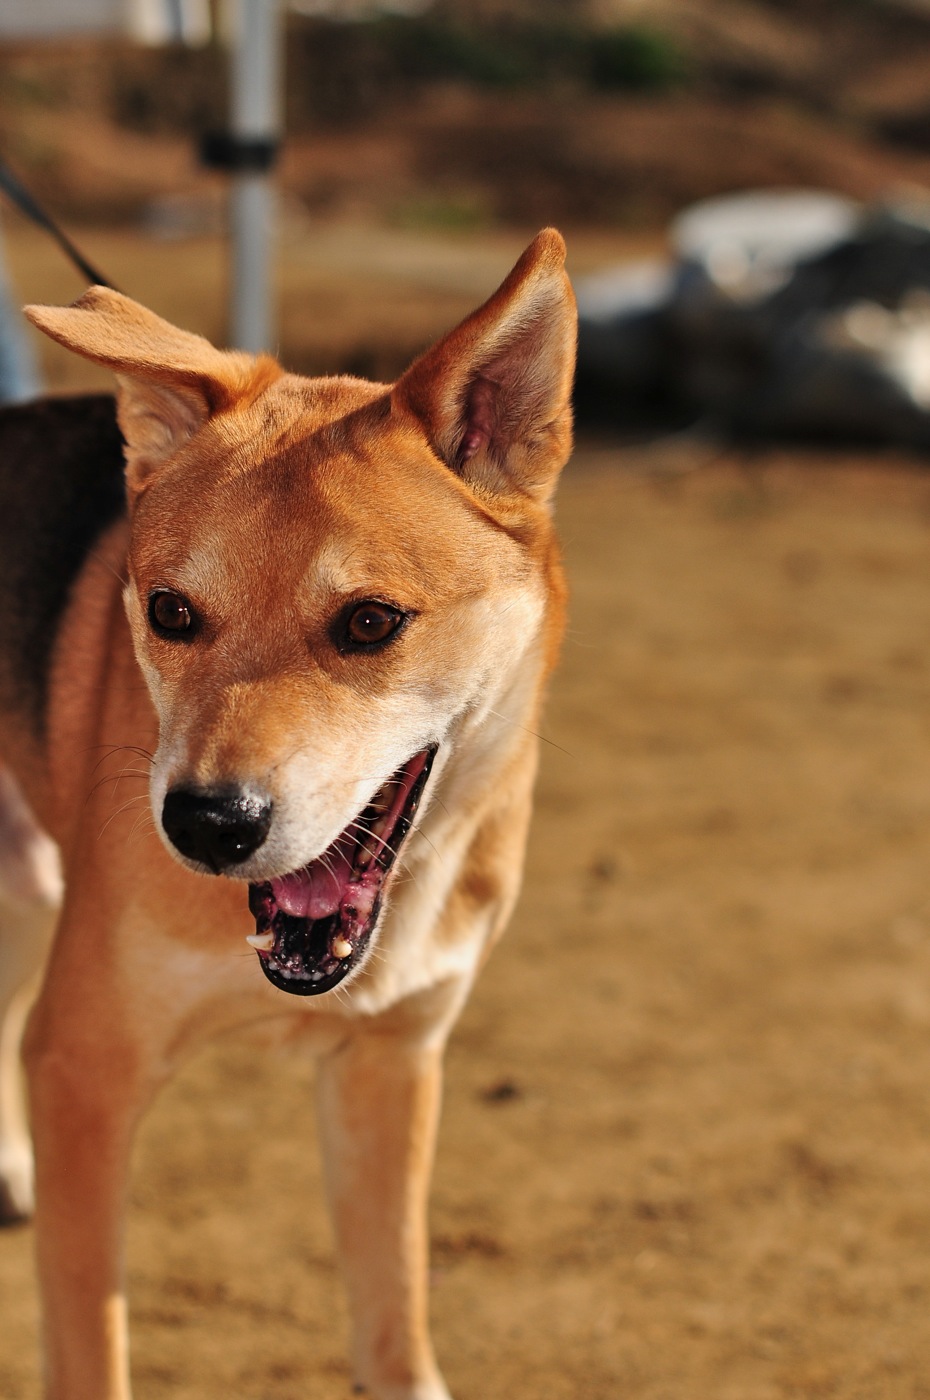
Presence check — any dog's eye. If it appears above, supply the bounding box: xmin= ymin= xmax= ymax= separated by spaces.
xmin=342 ymin=601 xmax=406 ymax=650
xmin=148 ymin=590 xmax=198 ymax=640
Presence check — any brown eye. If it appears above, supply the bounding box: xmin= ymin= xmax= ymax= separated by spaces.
xmin=148 ymin=590 xmax=198 ymax=640
xmin=343 ymin=601 xmax=406 ymax=650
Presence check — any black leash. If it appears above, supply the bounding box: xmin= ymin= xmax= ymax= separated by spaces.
xmin=0 ymin=157 xmax=120 ymax=292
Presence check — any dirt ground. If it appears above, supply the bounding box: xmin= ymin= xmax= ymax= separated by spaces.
xmin=4 ymin=228 xmax=930 ymax=1399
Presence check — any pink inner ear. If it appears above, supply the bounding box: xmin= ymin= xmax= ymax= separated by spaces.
xmin=457 ymin=375 xmax=497 ymax=468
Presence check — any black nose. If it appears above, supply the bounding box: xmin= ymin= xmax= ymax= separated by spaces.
xmin=161 ymin=788 xmax=273 ymax=872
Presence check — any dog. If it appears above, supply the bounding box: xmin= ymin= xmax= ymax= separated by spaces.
xmin=0 ymin=228 xmax=575 ymax=1400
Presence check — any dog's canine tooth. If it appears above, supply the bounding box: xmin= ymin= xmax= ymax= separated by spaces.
xmin=246 ymin=930 xmax=275 ymax=952
xmin=332 ymin=936 xmax=352 ymax=959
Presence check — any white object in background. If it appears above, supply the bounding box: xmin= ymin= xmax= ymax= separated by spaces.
xmin=0 ymin=224 xmax=41 ymax=405
xmin=574 ymin=260 xmax=675 ymax=325
xmin=0 ymin=0 xmax=121 ymax=37
xmin=126 ymin=0 xmax=211 ymax=44
xmin=672 ymin=189 xmax=859 ymax=298
xmin=0 ymin=0 xmax=208 ymax=38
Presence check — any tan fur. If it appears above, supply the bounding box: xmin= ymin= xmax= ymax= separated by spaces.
xmin=0 ymin=229 xmax=576 ymax=1400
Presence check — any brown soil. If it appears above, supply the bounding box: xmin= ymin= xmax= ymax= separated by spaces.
xmin=4 ymin=229 xmax=930 ymax=1400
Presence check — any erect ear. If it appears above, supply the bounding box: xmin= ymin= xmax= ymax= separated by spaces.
xmin=391 ymin=228 xmax=577 ymax=505
xmin=24 ymin=287 xmax=282 ymax=499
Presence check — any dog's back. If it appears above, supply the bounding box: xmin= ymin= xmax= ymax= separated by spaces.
xmin=0 ymin=395 xmax=124 ymax=737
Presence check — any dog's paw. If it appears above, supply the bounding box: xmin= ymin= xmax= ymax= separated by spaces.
xmin=0 ymin=1139 xmax=35 ymax=1223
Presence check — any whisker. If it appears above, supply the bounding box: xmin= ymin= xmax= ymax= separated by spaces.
xmin=84 ymin=770 xmax=151 ymax=811
xmin=97 ymin=794 xmax=148 ymax=841
xmin=86 ymin=544 xmax=128 ymax=588
xmin=87 ymin=743 xmax=155 ymax=775
xmin=485 ymin=707 xmax=574 ymax=758
xmin=87 ymin=768 xmax=151 ymax=791
xmin=337 ymin=818 xmax=403 ymax=866
xmin=128 ymin=811 xmax=157 ymax=845
xmin=348 ymin=813 xmax=442 ymax=868
xmin=331 ymin=983 xmax=353 ymax=1010
xmin=405 ymin=821 xmax=443 ymax=864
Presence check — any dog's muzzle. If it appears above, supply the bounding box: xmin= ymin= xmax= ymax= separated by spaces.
xmin=248 ymin=746 xmax=436 ymax=996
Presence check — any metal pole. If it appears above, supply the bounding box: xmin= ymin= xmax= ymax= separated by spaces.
xmin=229 ymin=0 xmax=281 ymax=352
xmin=0 ymin=222 xmax=40 ymax=405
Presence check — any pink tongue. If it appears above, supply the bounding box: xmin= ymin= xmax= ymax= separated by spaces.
xmin=268 ymin=751 xmax=430 ymax=922
xmin=271 ymin=839 xmax=353 ymax=920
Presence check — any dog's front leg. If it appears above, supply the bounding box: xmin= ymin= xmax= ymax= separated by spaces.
xmin=316 ymin=986 xmax=463 ymax=1400
xmin=0 ymin=767 xmax=61 ymax=1221
xmin=24 ymin=941 xmax=158 ymax=1400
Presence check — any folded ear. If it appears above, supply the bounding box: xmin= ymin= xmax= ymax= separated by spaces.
xmin=24 ymin=287 xmax=281 ymax=498
xmin=392 ymin=228 xmax=577 ymax=505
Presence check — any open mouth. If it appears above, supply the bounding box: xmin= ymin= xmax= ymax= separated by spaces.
xmin=247 ymin=747 xmax=435 ymax=996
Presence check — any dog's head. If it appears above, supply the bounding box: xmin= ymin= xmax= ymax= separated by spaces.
xmin=25 ymin=229 xmax=576 ymax=994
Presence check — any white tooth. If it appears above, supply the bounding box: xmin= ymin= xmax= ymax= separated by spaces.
xmin=246 ymin=931 xmax=275 ymax=951
xmin=332 ymin=936 xmax=352 ymax=959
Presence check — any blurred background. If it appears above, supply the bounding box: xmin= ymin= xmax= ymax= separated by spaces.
xmin=6 ymin=0 xmax=930 ymax=403
xmin=5 ymin=4 xmax=930 ymax=1399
